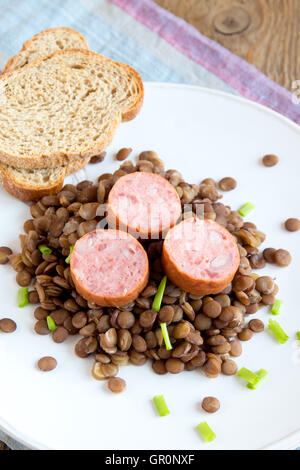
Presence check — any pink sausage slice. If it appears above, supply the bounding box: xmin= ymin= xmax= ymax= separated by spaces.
xmin=107 ymin=172 xmax=181 ymax=239
xmin=162 ymin=218 xmax=240 ymax=295
xmin=70 ymin=229 xmax=149 ymax=307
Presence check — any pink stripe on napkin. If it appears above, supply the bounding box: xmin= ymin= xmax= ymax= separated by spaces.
xmin=110 ymin=0 xmax=300 ymax=125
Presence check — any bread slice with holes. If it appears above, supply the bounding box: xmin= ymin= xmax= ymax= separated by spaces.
xmin=3 ymin=27 xmax=88 ymax=73
xmin=0 ymin=49 xmax=143 ymax=170
xmin=1 ymin=28 xmax=90 ymax=201
xmin=0 ymin=157 xmax=90 ymax=202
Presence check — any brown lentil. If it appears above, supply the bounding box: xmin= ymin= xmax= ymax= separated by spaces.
xmin=218 ymin=177 xmax=237 ymax=191
xmin=262 ymin=154 xmax=279 ymax=167
xmin=202 ymin=396 xmax=220 ymax=413
xmin=0 ymin=318 xmax=16 ymax=333
xmin=249 ymin=319 xmax=264 ymax=333
xmin=90 ymin=152 xmax=106 ymax=164
xmin=108 ymin=377 xmax=126 ymax=393
xmin=116 ymin=148 xmax=132 ymax=161
xmin=255 ymin=276 xmax=274 ymax=295
xmin=229 ymin=340 xmax=242 ymax=357
xmin=38 ymin=356 xmax=57 ymax=372
xmin=118 ymin=311 xmax=136 ymax=329
xmin=202 ymin=300 xmax=221 ymax=318
xmin=285 ymin=218 xmax=300 ymax=232
xmin=165 ymin=358 xmax=184 ymax=374
xmin=238 ymin=328 xmax=253 ymax=341
xmin=0 ymin=247 xmax=12 ymax=265
xmin=52 ymin=326 xmax=69 ymax=343
xmin=34 ymin=319 xmax=50 ymax=335
xmin=274 ymin=249 xmax=292 ymax=267
xmin=261 ymin=293 xmax=276 ymax=305
xmin=221 ymin=359 xmax=237 ymax=376
xmin=152 ymin=359 xmax=167 ymax=375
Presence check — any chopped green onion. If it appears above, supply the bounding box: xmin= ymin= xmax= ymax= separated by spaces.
xmin=160 ymin=322 xmax=172 ymax=350
xmin=18 ymin=287 xmax=29 ymax=308
xmin=65 ymin=245 xmax=74 ymax=264
xmin=196 ymin=422 xmax=216 ymax=443
xmin=38 ymin=245 xmax=52 ymax=255
xmin=297 ymin=331 xmax=300 ymax=341
xmin=270 ymin=299 xmax=283 ymax=316
xmin=269 ymin=318 xmax=289 ymax=344
xmin=46 ymin=316 xmax=56 ymax=331
xmin=152 ymin=276 xmax=167 ymax=312
xmin=153 ymin=395 xmax=170 ymax=417
xmin=237 ymin=367 xmax=260 ymax=386
xmin=247 ymin=369 xmax=269 ymax=390
xmin=238 ymin=202 xmax=255 ymax=217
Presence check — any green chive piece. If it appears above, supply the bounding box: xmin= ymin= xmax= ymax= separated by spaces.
xmin=247 ymin=369 xmax=269 ymax=390
xmin=270 ymin=299 xmax=283 ymax=316
xmin=46 ymin=316 xmax=56 ymax=331
xmin=237 ymin=367 xmax=260 ymax=386
xmin=196 ymin=422 xmax=216 ymax=443
xmin=18 ymin=287 xmax=29 ymax=308
xmin=160 ymin=322 xmax=172 ymax=350
xmin=297 ymin=332 xmax=300 ymax=341
xmin=153 ymin=395 xmax=170 ymax=417
xmin=238 ymin=202 xmax=255 ymax=217
xmin=38 ymin=245 xmax=52 ymax=255
xmin=152 ymin=276 xmax=167 ymax=312
xmin=269 ymin=318 xmax=289 ymax=344
xmin=65 ymin=245 xmax=74 ymax=264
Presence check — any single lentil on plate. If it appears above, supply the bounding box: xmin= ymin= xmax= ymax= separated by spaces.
xmin=262 ymin=154 xmax=279 ymax=167
xmin=284 ymin=218 xmax=300 ymax=232
xmin=0 ymin=318 xmax=16 ymax=333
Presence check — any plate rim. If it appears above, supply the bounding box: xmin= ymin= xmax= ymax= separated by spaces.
xmin=0 ymin=81 xmax=299 ymax=451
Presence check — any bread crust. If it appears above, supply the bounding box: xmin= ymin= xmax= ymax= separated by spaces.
xmin=3 ymin=27 xmax=88 ymax=73
xmin=0 ymin=49 xmax=144 ymax=170
xmin=0 ymin=157 xmax=89 ymax=202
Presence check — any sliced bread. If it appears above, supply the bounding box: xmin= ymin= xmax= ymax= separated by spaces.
xmin=0 ymin=157 xmax=90 ymax=202
xmin=0 ymin=49 xmax=143 ymax=170
xmin=1 ymin=28 xmax=91 ymax=201
xmin=3 ymin=27 xmax=88 ymax=73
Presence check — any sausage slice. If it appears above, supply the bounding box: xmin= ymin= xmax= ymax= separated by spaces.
xmin=107 ymin=172 xmax=181 ymax=239
xmin=70 ymin=229 xmax=149 ymax=307
xmin=162 ymin=218 xmax=240 ymax=295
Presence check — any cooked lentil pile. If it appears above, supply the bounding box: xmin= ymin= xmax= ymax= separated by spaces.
xmin=4 ymin=150 xmax=292 ymax=388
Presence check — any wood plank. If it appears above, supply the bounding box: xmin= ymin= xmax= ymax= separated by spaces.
xmin=154 ymin=0 xmax=300 ymax=89
xmin=0 ymin=441 xmax=9 ymax=450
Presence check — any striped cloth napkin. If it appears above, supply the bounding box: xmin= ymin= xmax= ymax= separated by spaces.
xmin=0 ymin=0 xmax=299 ymax=450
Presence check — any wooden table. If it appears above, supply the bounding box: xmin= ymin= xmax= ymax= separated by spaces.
xmin=155 ymin=0 xmax=300 ymax=90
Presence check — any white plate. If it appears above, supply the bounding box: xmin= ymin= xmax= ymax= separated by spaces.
xmin=0 ymin=83 xmax=299 ymax=451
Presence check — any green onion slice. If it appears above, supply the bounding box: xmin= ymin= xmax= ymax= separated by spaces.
xmin=237 ymin=367 xmax=260 ymax=386
xmin=152 ymin=276 xmax=167 ymax=312
xmin=270 ymin=299 xmax=283 ymax=316
xmin=65 ymin=245 xmax=74 ymax=264
xmin=238 ymin=202 xmax=255 ymax=217
xmin=38 ymin=245 xmax=52 ymax=255
xmin=153 ymin=395 xmax=170 ymax=417
xmin=160 ymin=322 xmax=172 ymax=350
xmin=297 ymin=332 xmax=300 ymax=341
xmin=46 ymin=316 xmax=57 ymax=331
xmin=18 ymin=287 xmax=29 ymax=308
xmin=196 ymin=422 xmax=216 ymax=443
xmin=247 ymin=369 xmax=269 ymax=390
xmin=268 ymin=319 xmax=289 ymax=344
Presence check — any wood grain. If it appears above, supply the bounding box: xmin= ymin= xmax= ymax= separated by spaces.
xmin=154 ymin=0 xmax=300 ymax=89
xmin=0 ymin=441 xmax=9 ymax=450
